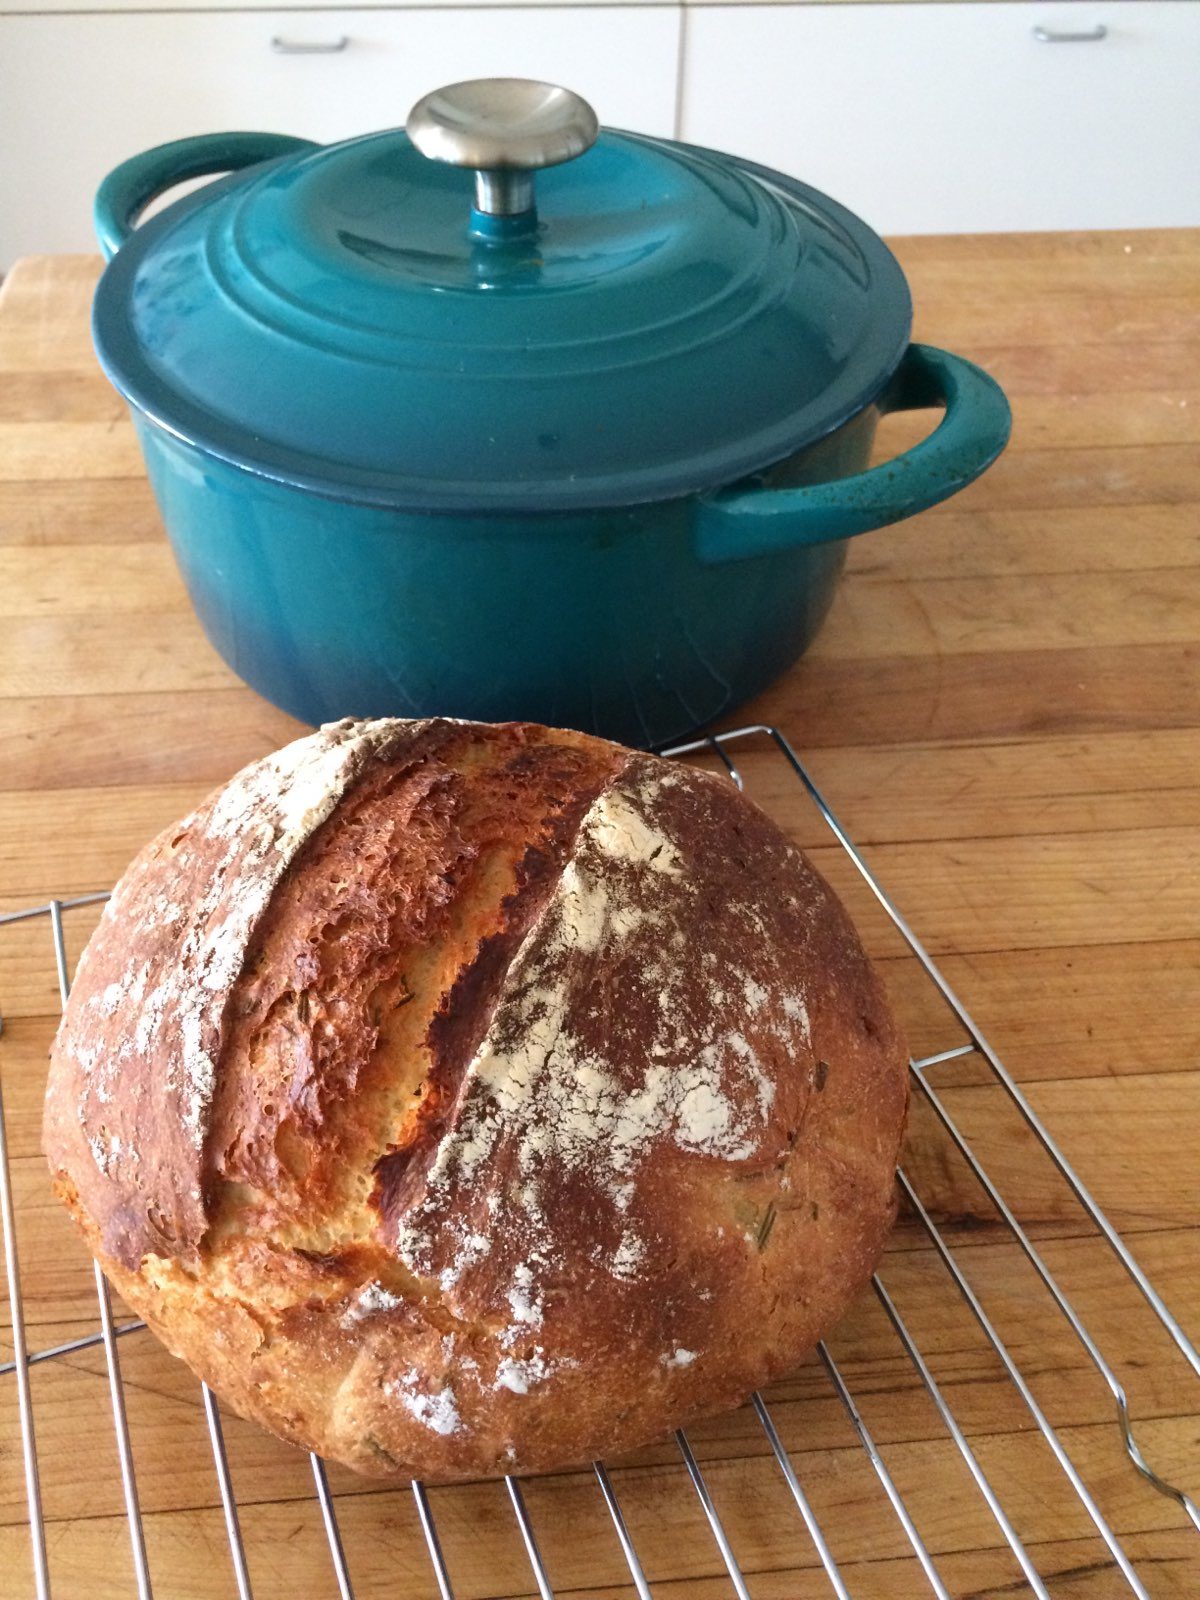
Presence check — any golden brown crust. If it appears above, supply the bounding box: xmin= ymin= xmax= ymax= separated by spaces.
xmin=44 ymin=718 xmax=907 ymax=1481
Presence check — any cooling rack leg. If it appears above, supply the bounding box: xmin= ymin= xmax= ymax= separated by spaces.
xmin=49 ymin=900 xmax=155 ymax=1600
xmin=897 ymin=1171 xmax=1150 ymax=1600
xmin=592 ymin=1461 xmax=654 ymax=1599
xmin=704 ymin=736 xmax=745 ymax=791
xmin=505 ymin=1477 xmax=556 ymax=1600
xmin=816 ymin=1344 xmax=950 ymax=1600
xmin=871 ymin=1274 xmax=1051 ymax=1600
xmin=750 ymin=1394 xmax=850 ymax=1600
xmin=93 ymin=1262 xmax=155 ymax=1599
xmin=310 ymin=1455 xmax=356 ymax=1599
xmin=201 ymin=1384 xmax=254 ymax=1600
xmin=674 ymin=1431 xmax=753 ymax=1600
xmin=411 ymin=1481 xmax=456 ymax=1600
xmin=0 ymin=1075 xmax=51 ymax=1600
xmin=910 ymin=1067 xmax=1200 ymax=1532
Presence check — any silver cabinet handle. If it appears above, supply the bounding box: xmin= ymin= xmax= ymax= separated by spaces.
xmin=1033 ymin=22 xmax=1108 ymax=42
xmin=271 ymin=35 xmax=350 ymax=53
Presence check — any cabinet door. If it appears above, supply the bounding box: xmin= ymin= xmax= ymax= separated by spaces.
xmin=0 ymin=6 xmax=681 ymax=261
xmin=681 ymin=1 xmax=1200 ymax=233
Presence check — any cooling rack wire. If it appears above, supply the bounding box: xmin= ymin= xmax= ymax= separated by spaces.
xmin=0 ymin=725 xmax=1196 ymax=1599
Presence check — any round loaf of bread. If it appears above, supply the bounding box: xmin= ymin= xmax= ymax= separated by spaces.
xmin=44 ymin=717 xmax=907 ymax=1480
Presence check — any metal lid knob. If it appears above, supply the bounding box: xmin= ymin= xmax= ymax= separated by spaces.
xmin=407 ymin=78 xmax=599 ymax=219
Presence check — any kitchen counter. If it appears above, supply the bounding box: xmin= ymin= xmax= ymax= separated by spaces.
xmin=0 ymin=232 xmax=1197 ymax=1597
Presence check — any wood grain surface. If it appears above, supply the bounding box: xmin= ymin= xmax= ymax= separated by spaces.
xmin=0 ymin=233 xmax=1198 ymax=1600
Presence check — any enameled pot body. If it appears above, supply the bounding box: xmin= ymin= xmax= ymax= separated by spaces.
xmin=95 ymin=119 xmax=1012 ymax=746
xmin=138 ymin=408 xmax=876 ymax=748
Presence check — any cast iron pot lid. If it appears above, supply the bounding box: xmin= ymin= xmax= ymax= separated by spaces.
xmin=93 ymin=78 xmax=913 ymax=515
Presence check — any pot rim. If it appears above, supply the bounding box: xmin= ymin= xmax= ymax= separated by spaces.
xmin=121 ymin=353 xmax=909 ymax=521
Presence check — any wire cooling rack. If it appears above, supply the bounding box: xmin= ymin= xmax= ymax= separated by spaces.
xmin=1 ymin=724 xmax=1197 ymax=1599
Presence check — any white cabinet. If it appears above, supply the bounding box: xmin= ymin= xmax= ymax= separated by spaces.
xmin=681 ymin=2 xmax=1200 ymax=233
xmin=0 ymin=6 xmax=681 ymax=260
xmin=2 ymin=0 xmax=1198 ymax=263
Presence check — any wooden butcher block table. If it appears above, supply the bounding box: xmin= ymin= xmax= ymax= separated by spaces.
xmin=0 ymin=231 xmax=1197 ymax=1600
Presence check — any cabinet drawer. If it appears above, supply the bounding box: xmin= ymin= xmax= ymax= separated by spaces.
xmin=681 ymin=2 xmax=1200 ymax=233
xmin=0 ymin=7 xmax=681 ymax=261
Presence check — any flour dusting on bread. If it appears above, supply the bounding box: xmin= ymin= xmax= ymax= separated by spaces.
xmin=391 ymin=1372 xmax=462 ymax=1436
xmin=68 ymin=718 xmax=409 ymax=1152
xmin=395 ymin=759 xmax=805 ymax=1326
xmin=47 ymin=718 xmax=434 ymax=1262
xmin=341 ymin=1281 xmax=403 ymax=1327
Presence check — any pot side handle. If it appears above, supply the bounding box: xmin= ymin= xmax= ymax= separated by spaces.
xmin=693 ymin=344 xmax=1011 ymax=563
xmin=94 ymin=131 xmax=319 ymax=260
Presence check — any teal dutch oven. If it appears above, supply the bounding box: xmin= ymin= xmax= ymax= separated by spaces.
xmin=92 ymin=79 xmax=1011 ymax=747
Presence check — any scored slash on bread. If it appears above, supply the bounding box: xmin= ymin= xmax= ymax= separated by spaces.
xmin=44 ymin=717 xmax=908 ymax=1481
